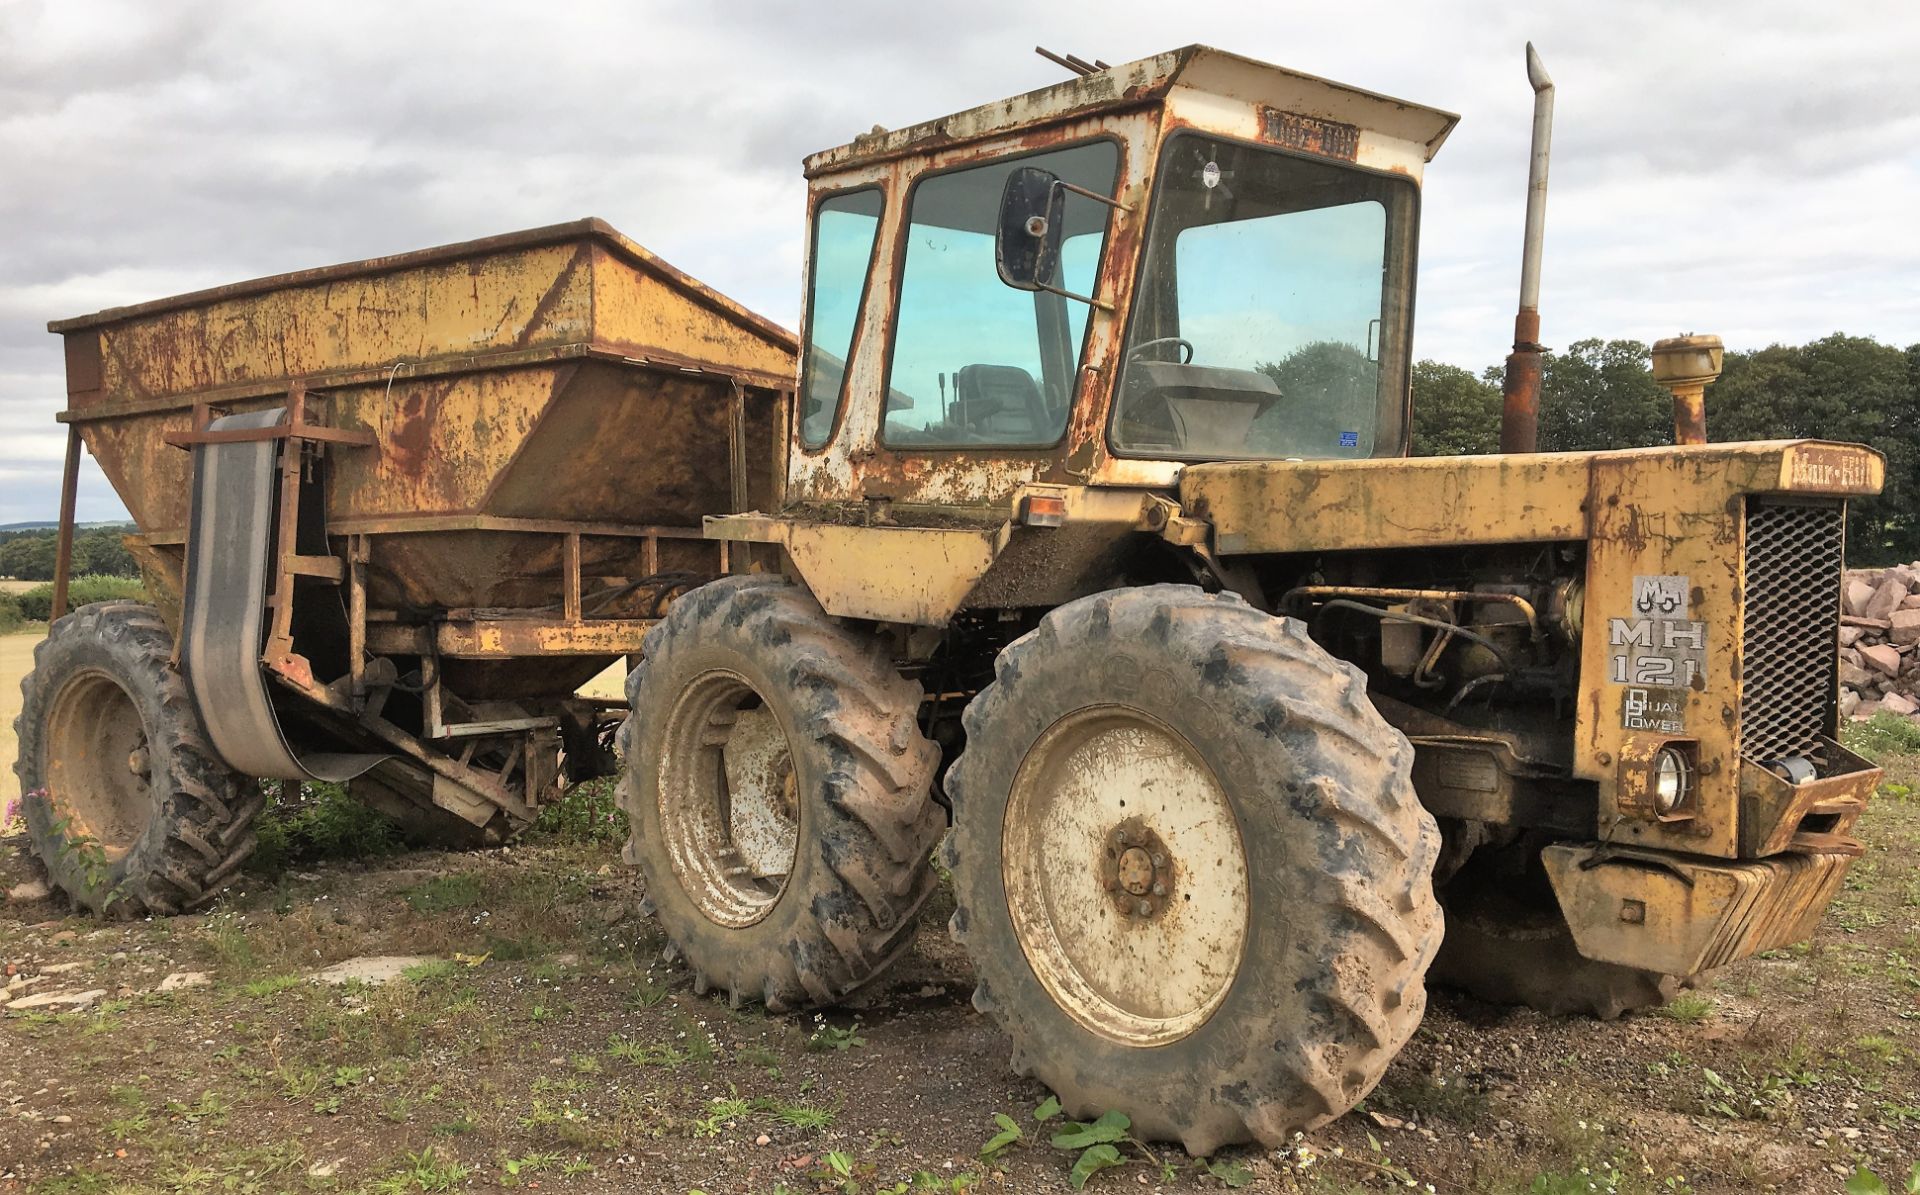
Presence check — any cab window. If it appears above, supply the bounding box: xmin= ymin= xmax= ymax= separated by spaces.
xmin=799 ymin=189 xmax=884 ymax=448
xmin=883 ymin=142 xmax=1120 ymax=447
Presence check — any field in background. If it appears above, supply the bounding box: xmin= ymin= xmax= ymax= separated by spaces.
xmin=0 ymin=628 xmax=40 ymax=831
xmin=0 ymin=580 xmax=41 ymax=594
xmin=577 ymin=659 xmax=625 ymax=702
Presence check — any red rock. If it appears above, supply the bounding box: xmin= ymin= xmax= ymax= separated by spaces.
xmin=1860 ymin=643 xmax=1902 ymax=676
xmin=1891 ymin=609 xmax=1920 ymax=645
xmin=1864 ymin=577 xmax=1910 ymax=621
xmin=1844 ymin=578 xmax=1877 ymax=616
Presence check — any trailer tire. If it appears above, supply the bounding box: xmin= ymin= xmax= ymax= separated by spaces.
xmin=618 ymin=576 xmax=944 ymax=1011
xmin=1430 ymin=847 xmax=1678 ymax=1019
xmin=945 ymin=585 xmax=1442 ymax=1154
xmin=15 ymin=602 xmax=262 ymax=916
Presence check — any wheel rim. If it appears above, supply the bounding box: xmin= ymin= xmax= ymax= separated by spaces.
xmin=657 ymin=669 xmax=800 ymax=928
xmin=1002 ymin=705 xmax=1249 ymax=1046
xmin=44 ymin=669 xmax=153 ymax=862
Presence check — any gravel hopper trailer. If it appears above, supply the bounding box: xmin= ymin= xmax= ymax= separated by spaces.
xmin=24 ymin=221 xmax=795 ymax=899
xmin=25 ymin=44 xmax=1890 ymax=1153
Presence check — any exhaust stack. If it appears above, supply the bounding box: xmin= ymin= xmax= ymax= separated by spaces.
xmin=1499 ymin=43 xmax=1555 ymax=454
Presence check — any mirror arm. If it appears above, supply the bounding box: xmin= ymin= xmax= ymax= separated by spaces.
xmin=1050 ymin=179 xmax=1132 ymax=213
xmin=1038 ymin=180 xmax=1125 ymax=309
xmin=1033 ymin=281 xmax=1113 ymax=311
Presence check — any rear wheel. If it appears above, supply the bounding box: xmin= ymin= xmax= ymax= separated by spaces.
xmin=1429 ymin=842 xmax=1679 ymax=1019
xmin=945 ymin=586 xmax=1442 ymax=1154
xmin=15 ymin=603 xmax=262 ymax=915
xmin=618 ymin=577 xmax=944 ymax=1010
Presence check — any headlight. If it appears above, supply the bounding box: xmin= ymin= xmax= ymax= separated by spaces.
xmin=1653 ymin=747 xmax=1692 ymax=814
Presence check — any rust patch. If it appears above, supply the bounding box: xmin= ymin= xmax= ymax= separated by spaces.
xmin=513 ymin=242 xmax=590 ymax=348
xmin=387 ymin=385 xmax=431 ymax=476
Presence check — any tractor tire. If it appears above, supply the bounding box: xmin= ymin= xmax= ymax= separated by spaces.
xmin=618 ymin=576 xmax=944 ymax=1011
xmin=945 ymin=585 xmax=1442 ymax=1154
xmin=15 ymin=602 xmax=262 ymax=916
xmin=1429 ymin=845 xmax=1679 ymax=1019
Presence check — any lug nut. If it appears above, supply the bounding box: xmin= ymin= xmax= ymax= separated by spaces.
xmin=1152 ymin=882 xmax=1166 ymax=897
xmin=1136 ymin=900 xmax=1153 ymax=916
xmin=1150 ymin=853 xmax=1165 ymax=868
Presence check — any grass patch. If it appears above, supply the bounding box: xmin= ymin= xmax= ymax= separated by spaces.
xmin=252 ymin=779 xmax=404 ymax=875
xmin=1842 ymin=712 xmax=1920 ymax=764
xmin=241 ymin=974 xmax=305 ymax=998
xmin=402 ymin=959 xmax=461 ymax=983
xmin=402 ymin=874 xmax=485 ymax=914
xmin=1655 ymin=992 xmax=1715 ymax=1023
xmin=529 ymin=776 xmax=627 ymax=845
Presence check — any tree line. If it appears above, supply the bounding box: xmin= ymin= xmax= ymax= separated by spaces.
xmin=0 ymin=525 xmax=140 ymax=580
xmin=1411 ymin=334 xmax=1919 ymax=564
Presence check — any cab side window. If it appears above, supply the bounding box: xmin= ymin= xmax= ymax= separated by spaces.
xmin=883 ymin=142 xmax=1119 ymax=448
xmin=799 ymin=189 xmax=884 ymax=449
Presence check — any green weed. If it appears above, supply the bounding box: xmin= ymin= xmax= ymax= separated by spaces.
xmin=251 ymin=779 xmax=403 ymax=875
xmin=1655 ymin=993 xmax=1715 ymax=1023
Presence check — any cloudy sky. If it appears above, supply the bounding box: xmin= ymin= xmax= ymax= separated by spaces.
xmin=3 ymin=0 xmax=1917 ymax=524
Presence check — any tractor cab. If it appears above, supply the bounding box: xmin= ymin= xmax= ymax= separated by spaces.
xmin=784 ymin=45 xmax=1458 ymax=509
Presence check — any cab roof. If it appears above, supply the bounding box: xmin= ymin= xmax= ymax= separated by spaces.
xmin=803 ymin=44 xmax=1460 ymax=179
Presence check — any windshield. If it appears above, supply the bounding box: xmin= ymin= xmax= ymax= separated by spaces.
xmin=1112 ymin=134 xmax=1416 ymax=460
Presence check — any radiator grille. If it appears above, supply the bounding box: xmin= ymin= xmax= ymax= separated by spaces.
xmin=1741 ymin=500 xmax=1846 ymax=762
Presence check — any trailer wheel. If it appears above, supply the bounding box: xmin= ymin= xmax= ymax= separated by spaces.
xmin=618 ymin=577 xmax=944 ymax=1011
xmin=15 ymin=602 xmax=262 ymax=916
xmin=945 ymin=586 xmax=1442 ymax=1154
xmin=1429 ymin=844 xmax=1679 ymax=1019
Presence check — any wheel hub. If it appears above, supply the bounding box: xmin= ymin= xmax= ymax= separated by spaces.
xmin=44 ymin=669 xmax=153 ymax=861
xmin=656 ymin=670 xmax=800 ymax=929
xmin=1102 ymin=821 xmax=1176 ymax=916
xmin=1002 ymin=705 xmax=1249 ymax=1046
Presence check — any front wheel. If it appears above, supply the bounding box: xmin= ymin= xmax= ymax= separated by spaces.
xmin=945 ymin=586 xmax=1442 ymax=1154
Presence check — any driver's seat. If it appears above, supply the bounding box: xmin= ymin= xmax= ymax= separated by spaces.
xmin=951 ymin=364 xmax=1049 ymax=440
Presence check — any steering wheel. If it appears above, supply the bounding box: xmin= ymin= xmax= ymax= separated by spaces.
xmin=1127 ymin=337 xmax=1194 ymax=364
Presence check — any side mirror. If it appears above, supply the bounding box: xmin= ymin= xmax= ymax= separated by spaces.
xmin=995 ymin=166 xmax=1066 ymax=291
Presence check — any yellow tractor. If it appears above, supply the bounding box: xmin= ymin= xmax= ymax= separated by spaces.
xmin=620 ymin=45 xmax=1882 ymax=1151
xmin=24 ymin=43 xmax=1881 ymax=1154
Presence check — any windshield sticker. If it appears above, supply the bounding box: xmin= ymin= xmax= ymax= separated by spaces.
xmin=1608 ymin=574 xmax=1706 ymax=689
xmin=1339 ymin=431 xmax=1359 ymax=447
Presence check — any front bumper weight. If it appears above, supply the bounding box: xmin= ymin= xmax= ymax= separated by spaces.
xmin=1543 ymin=844 xmax=1855 ymax=976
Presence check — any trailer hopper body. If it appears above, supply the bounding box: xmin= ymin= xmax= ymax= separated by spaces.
xmin=47 ymin=219 xmax=796 ymax=827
